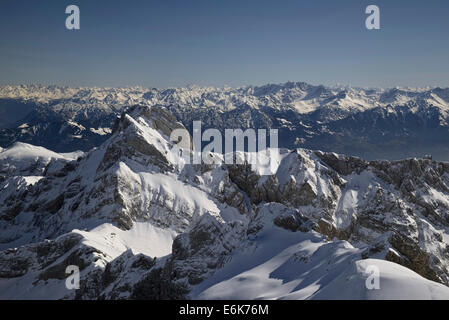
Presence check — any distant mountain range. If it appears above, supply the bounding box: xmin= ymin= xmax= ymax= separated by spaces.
xmin=1 ymin=82 xmax=449 ymax=160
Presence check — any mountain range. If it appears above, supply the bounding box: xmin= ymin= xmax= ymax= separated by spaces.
xmin=2 ymin=103 xmax=449 ymax=299
xmin=2 ymin=82 xmax=449 ymax=160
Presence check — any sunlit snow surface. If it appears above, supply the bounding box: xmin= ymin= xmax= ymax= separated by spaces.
xmin=75 ymin=222 xmax=177 ymax=259
xmin=191 ymin=220 xmax=449 ymax=300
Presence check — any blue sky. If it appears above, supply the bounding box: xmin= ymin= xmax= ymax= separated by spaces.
xmin=1 ymin=0 xmax=449 ymax=88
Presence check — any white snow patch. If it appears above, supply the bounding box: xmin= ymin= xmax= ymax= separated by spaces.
xmin=22 ymin=176 xmax=44 ymax=186
xmin=90 ymin=127 xmax=112 ymax=136
xmin=74 ymin=222 xmax=177 ymax=260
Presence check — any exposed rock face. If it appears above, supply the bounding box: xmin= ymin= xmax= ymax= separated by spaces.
xmin=310 ymin=152 xmax=449 ymax=284
xmin=169 ymin=214 xmax=246 ymax=286
xmin=2 ymin=105 xmax=449 ymax=299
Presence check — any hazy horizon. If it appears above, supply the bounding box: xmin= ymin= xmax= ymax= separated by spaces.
xmin=1 ymin=81 xmax=448 ymax=91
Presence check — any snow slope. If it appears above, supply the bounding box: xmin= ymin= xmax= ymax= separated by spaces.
xmin=192 ymin=204 xmax=449 ymax=300
xmin=0 ymin=142 xmax=82 ymax=165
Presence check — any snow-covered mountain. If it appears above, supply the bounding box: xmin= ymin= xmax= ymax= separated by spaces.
xmin=2 ymin=83 xmax=449 ymax=160
xmin=2 ymin=105 xmax=449 ymax=299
